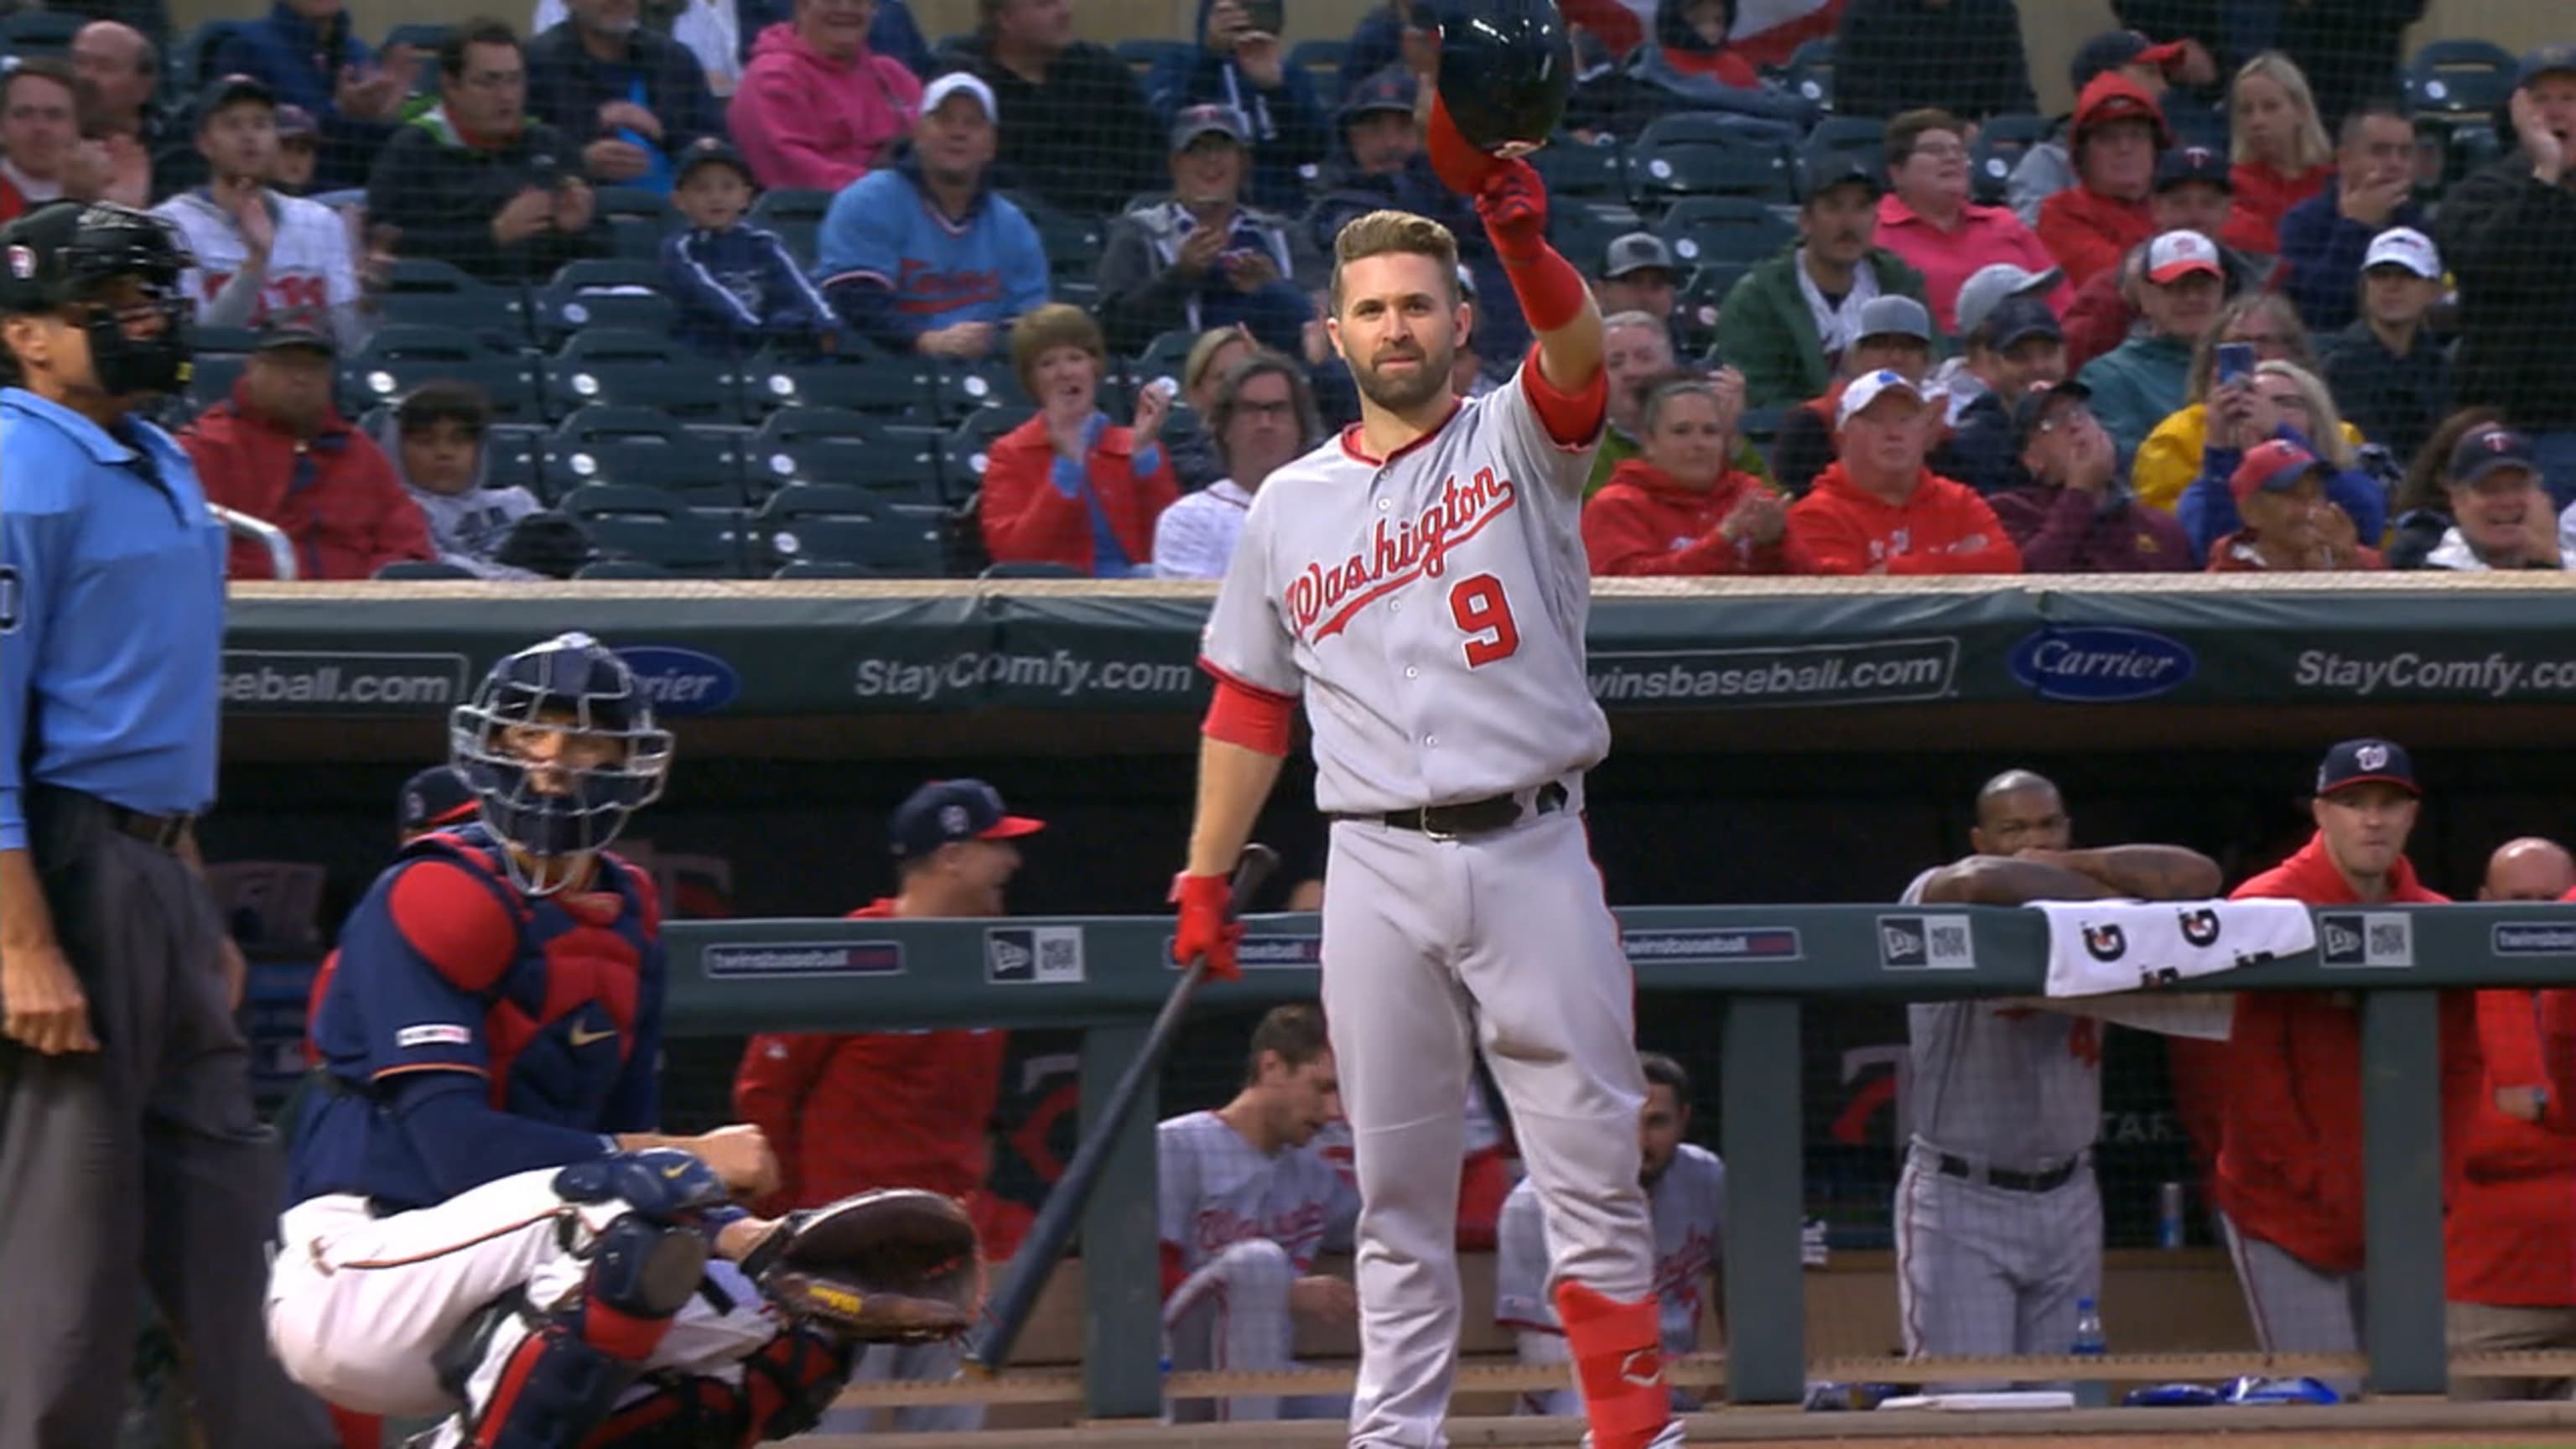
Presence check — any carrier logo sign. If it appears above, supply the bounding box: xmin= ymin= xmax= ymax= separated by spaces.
xmin=2318 ymin=911 xmax=2412 ymax=969
xmin=987 ymin=926 xmax=1084 ymax=984
xmin=1878 ymin=914 xmax=1975 ymax=970
xmin=704 ymin=942 xmax=903 ymax=979
xmin=2008 ymin=626 xmax=2197 ymax=703
xmin=616 ymin=646 xmax=741 ymax=715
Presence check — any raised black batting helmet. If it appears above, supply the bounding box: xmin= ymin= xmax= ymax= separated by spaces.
xmin=1431 ymin=0 xmax=1573 ymax=159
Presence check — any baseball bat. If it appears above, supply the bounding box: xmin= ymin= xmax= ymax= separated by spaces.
xmin=962 ymin=841 xmax=1280 ymax=1377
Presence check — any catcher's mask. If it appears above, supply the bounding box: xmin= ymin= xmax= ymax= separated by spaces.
xmin=450 ymin=631 xmax=673 ymax=891
xmin=0 ymin=201 xmax=196 ymax=397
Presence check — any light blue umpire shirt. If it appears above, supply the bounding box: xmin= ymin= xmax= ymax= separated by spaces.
xmin=1 ymin=385 xmax=226 ymax=854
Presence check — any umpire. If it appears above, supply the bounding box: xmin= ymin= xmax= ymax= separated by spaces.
xmin=0 ymin=201 xmax=335 ymax=1448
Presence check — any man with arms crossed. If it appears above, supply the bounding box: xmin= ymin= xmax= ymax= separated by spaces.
xmin=1171 ymin=129 xmax=1680 ymax=1446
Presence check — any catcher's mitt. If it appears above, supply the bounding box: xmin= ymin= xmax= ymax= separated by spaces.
xmin=743 ymin=1188 xmax=983 ymax=1344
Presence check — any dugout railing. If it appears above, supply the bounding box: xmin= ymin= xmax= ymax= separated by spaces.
xmin=657 ymin=900 xmax=2576 ymax=1420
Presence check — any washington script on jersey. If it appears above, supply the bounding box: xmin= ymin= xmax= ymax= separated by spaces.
xmin=1287 ymin=465 xmax=1519 ymax=641
xmin=1192 ymin=1199 xmax=1330 ymax=1260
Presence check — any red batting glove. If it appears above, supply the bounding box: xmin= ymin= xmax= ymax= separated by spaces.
xmin=1473 ymin=158 xmax=1550 ymax=265
xmin=1171 ymin=872 xmax=1244 ymax=982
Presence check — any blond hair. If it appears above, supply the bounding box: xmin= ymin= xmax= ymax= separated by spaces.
xmin=1182 ymin=325 xmax=1252 ymax=396
xmin=1009 ymin=303 xmax=1104 ymax=397
xmin=2252 ymin=359 xmax=2355 ymax=470
xmin=1330 ymin=210 xmax=1461 ymax=314
xmin=2231 ymin=51 xmax=2333 ymax=173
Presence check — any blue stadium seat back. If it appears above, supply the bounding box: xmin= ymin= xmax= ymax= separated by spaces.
xmin=376 ymin=257 xmax=530 ymax=345
xmin=1010 ymin=200 xmax=1106 ymax=280
xmin=536 ymin=258 xmax=680 ymax=344
xmin=1550 ymin=201 xmax=1647 ymax=273
xmin=2 ymin=10 xmax=82 ymax=55
xmin=545 ymin=328 xmax=743 ymax=423
xmin=574 ymin=558 xmax=678 ymax=579
xmin=742 ymin=344 xmax=926 ymax=417
xmin=593 ymin=186 xmax=680 ymax=261
xmin=1805 ymin=115 xmax=1885 ymax=158
xmin=542 ymin=430 xmax=747 ymax=509
xmin=980 ymin=561 xmax=1085 ymax=579
xmin=1053 ymin=278 xmax=1103 ymax=309
xmin=1797 ymin=136 xmax=1883 ymax=195
xmin=1971 ymin=112 xmax=2049 ymax=203
xmin=750 ymin=434 xmax=941 ymax=503
xmin=926 ymin=357 xmax=1031 ymax=422
xmin=2407 ymin=39 xmax=2518 ymax=120
xmin=762 ymin=509 xmax=948 ymax=575
xmin=560 ymin=486 xmax=753 ymax=576
xmin=553 ymin=402 xmax=693 ymax=449
xmin=756 ymin=482 xmax=883 ymax=522
xmin=173 ymin=21 xmax=250 ymax=93
xmin=747 ymin=188 xmax=834 ymax=266
xmin=481 ymin=423 xmax=548 ymax=494
xmin=937 ymin=435 xmax=996 ymax=501
xmin=373 ymin=559 xmax=478 ymax=579
xmin=1780 ymin=38 xmax=1834 ymax=110
xmin=750 ymin=403 xmax=889 ymax=446
xmin=1630 ymin=123 xmax=1794 ymax=201
xmin=1128 ymin=328 xmax=1202 ymax=382
xmin=1672 ymin=262 xmax=1748 ymax=353
xmin=949 ymin=403 xmax=1037 ymax=452
xmin=1288 ymin=38 xmax=1348 ymax=100
xmin=1115 ymin=37 xmax=1189 ymax=73
xmin=1533 ymin=134 xmax=1632 ymax=202
xmin=772 ymin=558 xmax=907 ymax=579
xmin=342 ymin=325 xmax=546 ymax=424
xmin=1655 ymin=195 xmax=1796 ymax=270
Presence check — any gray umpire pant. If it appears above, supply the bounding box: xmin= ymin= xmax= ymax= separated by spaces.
xmin=0 ymin=787 xmax=337 ymax=1449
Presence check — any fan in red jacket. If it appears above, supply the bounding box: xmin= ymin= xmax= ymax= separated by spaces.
xmin=978 ymin=303 xmax=1179 ymax=576
xmin=1784 ymin=370 xmax=2021 ymax=575
xmin=2037 ymin=74 xmax=2172 ymax=289
xmin=180 ymin=325 xmax=432 ymax=580
xmin=2446 ymin=838 xmax=2576 ymax=1400
xmin=1583 ymin=373 xmax=1815 ymax=576
xmin=2216 ymin=739 xmax=2475 ymax=1391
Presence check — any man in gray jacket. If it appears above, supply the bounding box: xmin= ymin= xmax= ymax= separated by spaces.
xmin=1095 ymin=102 xmax=1323 ymax=360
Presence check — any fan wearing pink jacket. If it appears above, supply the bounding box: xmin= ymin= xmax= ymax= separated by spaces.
xmin=728 ymin=0 xmax=923 ymax=192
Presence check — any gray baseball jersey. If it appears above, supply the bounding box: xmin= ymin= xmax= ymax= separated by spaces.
xmin=1899 ymin=869 xmax=2101 ymax=1168
xmin=1158 ymin=1110 xmax=1361 ymax=1277
xmin=1493 ymin=1143 xmax=1725 ymax=1354
xmin=1197 ymin=367 xmax=1608 ymax=813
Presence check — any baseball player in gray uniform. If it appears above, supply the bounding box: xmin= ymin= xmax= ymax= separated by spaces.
xmin=1897 ymin=771 xmax=2220 ymax=1382
xmin=1496 ymin=1052 xmax=1723 ymax=1419
xmin=1158 ymin=1005 xmax=1360 ymax=1423
xmin=1171 ymin=158 xmax=1681 ymax=1449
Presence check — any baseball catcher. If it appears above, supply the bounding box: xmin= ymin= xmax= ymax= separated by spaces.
xmin=267 ymin=633 xmax=982 ymax=1449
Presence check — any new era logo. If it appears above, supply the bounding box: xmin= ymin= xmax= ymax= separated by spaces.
xmin=1878 ymin=913 xmax=1974 ymax=970
xmin=985 ymin=925 xmax=1084 ymax=984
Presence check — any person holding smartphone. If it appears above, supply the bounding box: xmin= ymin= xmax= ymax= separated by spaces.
xmin=1145 ymin=0 xmax=1331 ymax=212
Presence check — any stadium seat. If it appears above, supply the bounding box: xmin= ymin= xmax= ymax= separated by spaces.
xmin=2407 ymin=39 xmax=2518 ymax=123
xmin=574 ymin=559 xmax=677 ymax=579
xmin=745 ymin=346 xmax=927 ymax=416
xmin=1552 ymin=201 xmax=1649 ymax=275
xmin=482 ymin=423 xmax=548 ymax=494
xmin=534 ymin=258 xmax=679 ymax=345
xmin=543 ymin=407 xmax=746 ymax=506
xmin=373 ymin=559 xmax=477 ymax=579
xmin=341 ymin=325 xmax=546 ymax=424
xmin=1 ymin=10 xmax=82 ymax=55
xmin=1127 ymin=329 xmax=1202 ymax=387
xmin=1630 ymin=120 xmax=1794 ymax=202
xmin=593 ymin=185 xmax=679 ymax=261
xmin=950 ymin=404 xmax=1036 ymax=453
xmin=544 ymin=328 xmax=743 ymax=423
xmin=772 ymin=558 xmax=899 ymax=579
xmin=927 ymin=357 xmax=1031 ymax=423
xmin=171 ymin=21 xmax=249 ymax=94
xmin=1970 ymin=113 xmax=2049 ymax=205
xmin=1115 ymin=37 xmax=1188 ymax=73
xmin=1533 ymin=134 xmax=1632 ymax=202
xmin=558 ymin=485 xmax=753 ymax=577
xmin=374 ymin=257 xmax=527 ymax=345
xmin=979 ymin=561 xmax=1084 ymax=579
xmin=748 ymin=188 xmax=834 ymax=266
xmin=1673 ymin=262 xmax=1749 ymax=354
xmin=1780 ymin=38 xmax=1834 ymax=112
xmin=747 ymin=413 xmax=942 ymax=503
xmin=1806 ymin=115 xmax=1886 ymax=158
xmin=1288 ymin=38 xmax=1348 ymax=100
xmin=1798 ymin=134 xmax=1883 ymax=195
xmin=1654 ymin=195 xmax=1796 ymax=271
xmin=757 ymin=491 xmax=948 ymax=575
xmin=1012 ymin=199 xmax=1107 ymax=286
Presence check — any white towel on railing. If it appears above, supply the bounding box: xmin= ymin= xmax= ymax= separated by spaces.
xmin=2035 ymin=898 xmax=2314 ymax=997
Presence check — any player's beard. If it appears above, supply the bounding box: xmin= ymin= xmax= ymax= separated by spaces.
xmin=1349 ymin=339 xmax=1456 ymax=413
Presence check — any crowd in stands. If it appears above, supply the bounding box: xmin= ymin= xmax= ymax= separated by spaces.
xmin=2 ymin=0 xmax=2570 ymax=581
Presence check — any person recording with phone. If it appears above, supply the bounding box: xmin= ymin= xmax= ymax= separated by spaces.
xmin=1145 ymin=0 xmax=1331 ymax=212
xmin=2176 ymin=351 xmax=2386 ymax=558
xmin=1096 ymin=103 xmax=1322 ymax=361
xmin=365 ymin=18 xmax=610 ymax=284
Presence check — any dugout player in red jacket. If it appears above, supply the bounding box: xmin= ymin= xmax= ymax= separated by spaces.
xmin=731 ymin=777 xmax=1041 ymax=1433
xmin=2215 ymin=738 xmax=2475 ymax=1395
xmin=270 ymin=633 xmax=854 ymax=1449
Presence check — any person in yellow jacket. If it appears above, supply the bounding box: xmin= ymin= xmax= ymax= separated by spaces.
xmin=2131 ymin=292 xmax=2362 ymax=513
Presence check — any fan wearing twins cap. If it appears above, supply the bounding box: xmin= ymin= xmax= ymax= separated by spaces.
xmin=2007 ymin=29 xmax=2215 ymax=228
xmin=2214 ymin=739 xmax=2476 ymax=1397
xmin=1772 ymin=293 xmax=1938 ymax=496
xmin=1784 ymin=368 xmax=2023 ymax=574
xmin=1929 ymin=293 xmax=2070 ymax=494
xmin=2319 ymin=226 xmax=2453 ymax=468
xmin=730 ymin=777 xmax=1045 ymax=1433
xmin=2199 ymin=438 xmax=2384 ymax=572
xmin=2064 ymin=144 xmax=2269 ymax=371
xmin=2075 ymin=228 xmax=2225 ymax=456
xmin=2388 ymin=422 xmax=2564 ymax=574
xmin=1987 ymin=377 xmax=2194 ymax=572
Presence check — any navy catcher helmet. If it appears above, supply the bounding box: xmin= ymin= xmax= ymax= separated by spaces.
xmin=0 ymin=201 xmax=195 ymax=396
xmin=450 ymin=632 xmax=673 ymax=888
xmin=1431 ymin=0 xmax=1573 ymax=162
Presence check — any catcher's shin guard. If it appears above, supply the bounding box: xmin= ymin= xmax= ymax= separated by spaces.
xmin=573 ymin=1330 xmax=849 ymax=1449
xmin=1554 ymin=1280 xmax=1674 ymax=1449
xmin=465 ymin=1213 xmax=709 ymax=1449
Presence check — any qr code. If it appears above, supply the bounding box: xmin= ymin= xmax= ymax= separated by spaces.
xmin=1929 ymin=922 xmax=1971 ymax=963
xmin=1038 ymin=934 xmax=1079 ymax=978
xmin=2370 ymin=922 xmax=2406 ymax=957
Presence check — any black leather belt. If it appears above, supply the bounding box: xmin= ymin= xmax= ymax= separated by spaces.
xmin=107 ymin=805 xmax=195 ymax=851
xmin=1938 ymin=1152 xmax=2079 ymax=1194
xmin=1343 ymin=782 xmax=1568 ymax=839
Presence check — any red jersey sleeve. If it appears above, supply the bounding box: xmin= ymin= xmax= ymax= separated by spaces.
xmin=731 ymin=1034 xmax=841 ymax=1212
